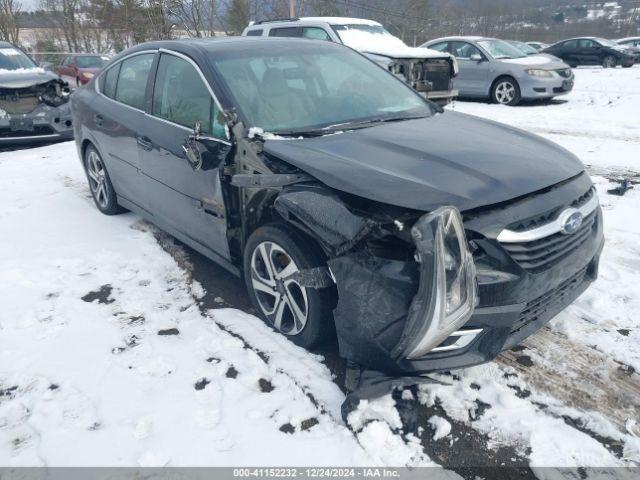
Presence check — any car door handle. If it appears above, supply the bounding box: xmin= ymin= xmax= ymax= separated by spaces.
xmin=136 ymin=135 xmax=153 ymax=151
xmin=93 ymin=114 xmax=103 ymax=126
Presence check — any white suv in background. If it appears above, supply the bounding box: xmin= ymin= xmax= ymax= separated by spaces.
xmin=242 ymin=17 xmax=459 ymax=105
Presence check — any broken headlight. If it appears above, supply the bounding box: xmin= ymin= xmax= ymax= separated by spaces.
xmin=393 ymin=206 xmax=477 ymax=360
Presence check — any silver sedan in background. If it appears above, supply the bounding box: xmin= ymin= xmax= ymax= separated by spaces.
xmin=422 ymin=36 xmax=574 ymax=105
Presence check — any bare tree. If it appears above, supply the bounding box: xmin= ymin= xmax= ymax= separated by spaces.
xmin=170 ymin=0 xmax=216 ymax=37
xmin=0 ymin=0 xmax=21 ymax=45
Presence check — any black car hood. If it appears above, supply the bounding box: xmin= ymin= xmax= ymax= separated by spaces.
xmin=263 ymin=112 xmax=584 ymax=212
xmin=0 ymin=69 xmax=61 ymax=89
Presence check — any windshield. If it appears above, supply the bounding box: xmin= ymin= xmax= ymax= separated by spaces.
xmin=595 ymin=38 xmax=616 ymax=47
xmin=477 ymin=39 xmax=527 ymax=59
xmin=76 ymin=56 xmax=108 ymax=68
xmin=0 ymin=46 xmax=37 ymax=70
xmin=212 ymin=43 xmax=432 ymax=135
xmin=507 ymin=40 xmax=539 ymax=55
xmin=332 ymin=23 xmax=407 ymax=51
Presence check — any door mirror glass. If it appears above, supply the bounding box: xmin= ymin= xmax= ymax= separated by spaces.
xmin=470 ymin=53 xmax=482 ymax=61
xmin=182 ymin=121 xmax=227 ymax=171
xmin=182 ymin=136 xmax=203 ymax=170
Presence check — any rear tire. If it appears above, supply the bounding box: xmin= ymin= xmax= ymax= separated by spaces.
xmin=602 ymin=55 xmax=617 ymax=68
xmin=243 ymin=224 xmax=335 ymax=349
xmin=84 ymin=145 xmax=125 ymax=215
xmin=491 ymin=77 xmax=521 ymax=106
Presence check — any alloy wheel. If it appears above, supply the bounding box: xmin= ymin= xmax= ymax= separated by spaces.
xmin=250 ymin=241 xmax=309 ymax=336
xmin=495 ymin=81 xmax=516 ymax=104
xmin=603 ymin=56 xmax=616 ymax=68
xmin=86 ymin=150 xmax=109 ymax=208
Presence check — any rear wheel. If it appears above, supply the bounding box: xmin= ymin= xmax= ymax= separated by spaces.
xmin=84 ymin=145 xmax=125 ymax=215
xmin=491 ymin=77 xmax=521 ymax=106
xmin=602 ymin=55 xmax=617 ymax=68
xmin=243 ymin=224 xmax=334 ymax=349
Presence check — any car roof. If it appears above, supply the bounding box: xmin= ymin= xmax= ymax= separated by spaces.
xmin=617 ymin=37 xmax=640 ymax=42
xmin=299 ymin=17 xmax=381 ymax=26
xmin=561 ymin=37 xmax=600 ymax=41
xmin=113 ymin=36 xmax=346 ymax=61
xmin=426 ymin=36 xmax=491 ymax=42
xmin=247 ymin=17 xmax=381 ymax=28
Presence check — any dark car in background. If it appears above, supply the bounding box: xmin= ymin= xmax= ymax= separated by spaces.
xmin=71 ymin=38 xmax=603 ymax=409
xmin=0 ymin=41 xmax=73 ymax=144
xmin=56 ymin=54 xmax=110 ymax=86
xmin=543 ymin=37 xmax=635 ymax=68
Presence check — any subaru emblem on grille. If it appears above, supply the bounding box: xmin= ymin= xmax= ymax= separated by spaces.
xmin=559 ymin=209 xmax=583 ymax=235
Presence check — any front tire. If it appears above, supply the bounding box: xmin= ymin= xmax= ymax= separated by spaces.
xmin=243 ymin=224 xmax=335 ymax=349
xmin=84 ymin=145 xmax=125 ymax=215
xmin=491 ymin=77 xmax=521 ymax=106
xmin=602 ymin=55 xmax=617 ymax=68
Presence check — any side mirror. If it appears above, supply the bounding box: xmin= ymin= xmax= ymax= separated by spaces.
xmin=182 ymin=121 xmax=228 ymax=171
xmin=470 ymin=53 xmax=483 ymax=62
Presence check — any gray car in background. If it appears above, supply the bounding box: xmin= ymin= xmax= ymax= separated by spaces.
xmin=422 ymin=36 xmax=574 ymax=105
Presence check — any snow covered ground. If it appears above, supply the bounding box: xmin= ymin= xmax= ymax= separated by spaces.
xmin=1 ymin=66 xmax=639 ymax=470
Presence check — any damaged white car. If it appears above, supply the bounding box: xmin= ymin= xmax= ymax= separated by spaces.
xmin=0 ymin=42 xmax=73 ymax=144
xmin=243 ymin=17 xmax=459 ymax=105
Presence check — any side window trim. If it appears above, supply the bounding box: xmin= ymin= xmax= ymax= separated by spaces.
xmin=152 ymin=48 xmax=230 ymax=143
xmin=95 ymin=49 xmax=158 ymax=114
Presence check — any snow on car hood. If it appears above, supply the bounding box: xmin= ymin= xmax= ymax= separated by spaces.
xmin=339 ymin=29 xmax=450 ymax=59
xmin=0 ymin=68 xmax=61 ymax=89
xmin=263 ymin=112 xmax=584 ymax=212
xmin=501 ymin=55 xmax=553 ymax=65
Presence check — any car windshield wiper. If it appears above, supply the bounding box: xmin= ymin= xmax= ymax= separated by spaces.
xmin=271 ymin=115 xmax=430 ymax=138
xmin=323 ymin=114 xmax=430 ymax=132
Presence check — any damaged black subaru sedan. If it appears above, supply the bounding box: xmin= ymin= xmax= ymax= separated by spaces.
xmin=71 ymin=38 xmax=603 ymax=404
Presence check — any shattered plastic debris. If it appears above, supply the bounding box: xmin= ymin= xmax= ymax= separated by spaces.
xmin=607 ymin=179 xmax=634 ymax=196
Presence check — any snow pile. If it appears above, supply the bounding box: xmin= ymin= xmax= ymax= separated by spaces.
xmin=338 ymin=29 xmax=447 ymax=59
xmin=427 ymin=416 xmax=451 ymax=441
xmin=0 ymin=142 xmax=432 ymax=467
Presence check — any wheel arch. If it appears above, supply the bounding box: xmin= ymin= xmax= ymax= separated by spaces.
xmin=489 ymin=73 xmax=519 ymax=96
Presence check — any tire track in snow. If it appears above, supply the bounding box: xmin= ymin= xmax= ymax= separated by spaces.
xmin=499 ymin=327 xmax=640 ymax=432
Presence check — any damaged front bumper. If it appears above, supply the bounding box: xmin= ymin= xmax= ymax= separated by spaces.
xmin=0 ymin=102 xmax=73 ymax=144
xmin=327 ymin=175 xmax=604 ymax=382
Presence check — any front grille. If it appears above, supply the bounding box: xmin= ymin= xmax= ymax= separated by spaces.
xmin=502 ymin=211 xmax=597 ymax=273
xmin=510 ymin=266 xmax=588 ymax=334
xmin=507 ymin=187 xmax=594 ymax=233
xmin=556 ymin=68 xmax=572 ymax=78
xmin=423 ymin=59 xmax=451 ymax=92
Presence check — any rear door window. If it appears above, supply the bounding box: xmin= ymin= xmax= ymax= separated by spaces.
xmin=269 ymin=27 xmax=301 ymax=37
xmin=114 ymin=53 xmax=154 ymax=110
xmin=101 ymin=63 xmax=121 ymax=99
xmin=246 ymin=29 xmax=263 ymax=36
xmin=302 ymin=27 xmax=331 ymax=41
xmin=152 ymin=53 xmax=225 ymax=139
xmin=579 ymin=39 xmax=596 ymax=49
